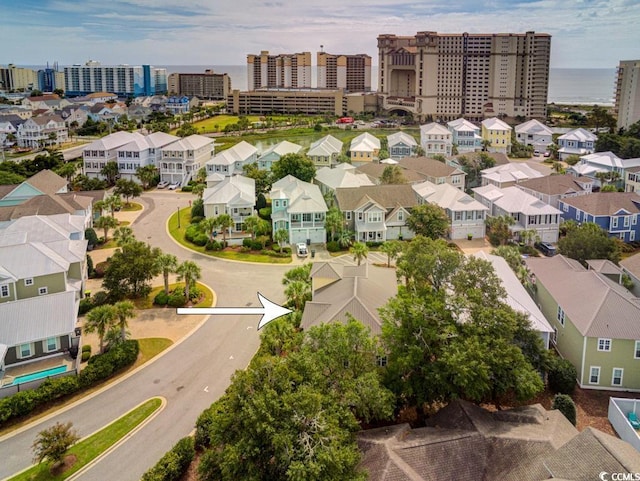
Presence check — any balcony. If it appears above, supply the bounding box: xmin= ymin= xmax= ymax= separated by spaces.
xmin=385 ymin=97 xmax=416 ymax=108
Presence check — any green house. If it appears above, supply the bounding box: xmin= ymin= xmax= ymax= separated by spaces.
xmin=527 ymin=255 xmax=640 ymax=391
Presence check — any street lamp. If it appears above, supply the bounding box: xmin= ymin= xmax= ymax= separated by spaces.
xmin=177 ymin=206 xmax=181 ymax=228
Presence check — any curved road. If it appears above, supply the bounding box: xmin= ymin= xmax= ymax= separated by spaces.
xmin=0 ymin=191 xmax=290 ymax=481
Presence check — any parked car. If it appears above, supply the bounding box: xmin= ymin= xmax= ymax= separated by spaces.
xmin=296 ymin=243 xmax=308 ymax=258
xmin=534 ymin=150 xmax=540 ymax=156
xmin=543 ymin=151 xmax=551 ymax=158
xmin=535 ymin=241 xmax=557 ymax=257
xmin=157 ymin=181 xmax=169 ymax=189
xmin=168 ymin=182 xmax=180 ymax=190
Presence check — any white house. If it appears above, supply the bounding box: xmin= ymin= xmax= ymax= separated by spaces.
xmin=420 ymin=122 xmax=453 ymax=157
xmin=270 ymin=175 xmax=327 ymax=244
xmin=567 ymin=151 xmax=640 ymax=188
xmin=202 ymin=175 xmax=255 ymax=233
xmin=17 ymin=115 xmax=68 ymax=149
xmin=257 ymin=141 xmax=302 ymax=171
xmin=557 ymin=128 xmax=597 ymax=160
xmin=159 ymin=134 xmax=215 ymax=186
xmin=480 ymin=162 xmax=551 ymax=188
xmin=314 ymin=164 xmax=374 ymax=196
xmin=413 ymin=180 xmax=488 ymax=240
xmin=515 ymin=119 xmax=553 ymax=151
xmin=206 ymin=141 xmax=258 ymax=177
xmin=307 ymin=135 xmax=343 ymax=168
xmin=447 ymin=118 xmax=482 ymax=153
xmin=387 ymin=131 xmax=417 ymax=160
xmin=473 ymin=184 xmax=562 ymax=243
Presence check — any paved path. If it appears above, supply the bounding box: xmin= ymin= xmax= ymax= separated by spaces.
xmin=0 ymin=190 xmax=290 ymax=481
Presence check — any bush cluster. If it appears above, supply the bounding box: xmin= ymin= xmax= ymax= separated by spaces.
xmin=205 ymin=239 xmax=224 ymax=251
xmin=0 ymin=341 xmax=138 ymax=426
xmin=141 ymin=436 xmax=195 ymax=481
xmin=260 ymin=250 xmax=290 ymax=258
xmin=242 ymin=238 xmax=264 ymax=250
xmin=258 ymin=207 xmax=271 ymax=219
xmin=180 ymin=185 xmax=193 ymax=192
xmin=190 ymin=215 xmax=204 ymax=224
xmin=552 ymin=393 xmax=577 ymax=426
xmin=366 ymin=241 xmax=383 ymax=248
xmin=195 ymin=406 xmax=216 ymax=449
xmin=185 ymin=225 xmax=208 ymax=246
xmin=93 ymin=261 xmax=110 ymax=278
xmin=81 ymin=345 xmax=92 ymax=362
xmin=326 ymin=240 xmax=342 ymax=252
xmin=547 ymin=357 xmax=577 ymax=394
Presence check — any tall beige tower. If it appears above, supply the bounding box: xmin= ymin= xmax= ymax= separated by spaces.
xmin=377 ymin=31 xmax=551 ymax=121
xmin=247 ymin=51 xmax=311 ymax=90
xmin=317 ymin=52 xmax=371 ymax=92
xmin=615 ymin=60 xmax=640 ymax=131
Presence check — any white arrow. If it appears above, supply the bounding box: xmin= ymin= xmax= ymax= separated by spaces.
xmin=176 ymin=293 xmax=292 ymax=330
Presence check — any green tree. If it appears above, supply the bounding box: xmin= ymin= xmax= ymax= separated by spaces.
xmin=100 ymin=160 xmax=120 ymax=185
xmin=176 ymin=260 xmax=202 ymax=300
xmin=94 ymin=215 xmax=118 ymax=242
xmin=84 ymin=304 xmax=117 ymax=353
xmin=552 ymin=394 xmax=577 ymax=426
xmin=380 ymin=239 xmax=403 ymax=267
xmin=564 ymin=154 xmax=581 ymax=166
xmin=337 ymin=229 xmax=353 ymax=248
xmin=557 ymin=222 xmax=621 ymax=266
xmin=32 ymin=422 xmax=79 ymax=467
xmin=114 ymin=178 xmax=142 ymax=206
xmin=214 ymin=214 xmax=234 ymax=245
xmin=274 ymin=228 xmax=289 ymax=248
xmin=243 ymin=215 xmax=261 ymax=241
xmin=242 ymin=162 xmax=272 ymax=196
xmin=135 ymin=165 xmax=158 ymax=189
xmin=0 ymin=171 xmax=26 ymax=184
xmin=271 ymin=153 xmax=316 ymax=183
xmin=406 ymin=203 xmax=450 ymax=239
xmin=601 ymin=184 xmax=618 ymax=192
xmin=155 ymin=253 xmax=179 ymax=295
xmin=103 ymin=194 xmax=123 ymax=217
xmin=380 ymin=165 xmax=406 ymax=184
xmin=199 ymin=217 xmax=218 ymax=240
xmin=350 ymin=241 xmax=369 ymax=266
xmin=396 ymin=236 xmax=462 ymax=291
xmin=324 ymin=206 xmax=344 ymax=241
xmin=102 ymin=241 xmax=161 ymax=299
xmin=114 ymin=300 xmax=135 ymax=341
xmin=192 ymin=183 xmax=205 ymax=199
xmin=112 ymin=225 xmax=135 ymax=246
xmin=492 ymin=245 xmax=528 ymax=283
xmin=486 ymin=215 xmax=515 ymax=246
xmin=54 ymin=161 xmax=78 ymax=183
xmin=177 ymin=123 xmax=198 ymax=137
xmin=284 ymin=280 xmax=311 ymax=311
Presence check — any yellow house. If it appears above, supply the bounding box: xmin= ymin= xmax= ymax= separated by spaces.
xmin=349 ymin=132 xmax=380 ymax=164
xmin=481 ymin=117 xmax=512 ymax=154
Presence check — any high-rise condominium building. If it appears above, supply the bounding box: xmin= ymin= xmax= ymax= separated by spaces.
xmin=0 ymin=64 xmax=38 ymax=91
xmin=168 ymin=70 xmax=231 ymax=100
xmin=317 ymin=52 xmax=372 ymax=92
xmin=246 ymin=51 xmax=312 ymax=90
xmin=377 ymin=31 xmax=551 ymax=121
xmin=615 ymin=60 xmax=640 ymax=131
xmin=63 ymin=61 xmax=168 ymax=97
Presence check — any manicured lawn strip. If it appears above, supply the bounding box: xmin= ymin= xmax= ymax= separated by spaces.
xmin=121 ymin=202 xmax=143 ymax=212
xmin=9 ymin=397 xmax=162 ymax=481
xmin=133 ymin=282 xmax=214 ymax=309
xmin=168 ymin=211 xmax=291 ymax=264
xmin=135 ymin=338 xmax=173 ymax=366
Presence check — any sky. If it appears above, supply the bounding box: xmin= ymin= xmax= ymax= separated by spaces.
xmin=1 ymin=0 xmax=639 ymax=69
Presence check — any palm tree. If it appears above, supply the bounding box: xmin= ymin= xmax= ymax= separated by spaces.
xmin=199 ymin=217 xmax=218 ymax=240
xmin=176 ymin=260 xmax=202 ymax=300
xmin=155 ymin=253 xmax=179 ymax=295
xmin=380 ymin=239 xmax=403 ymax=267
xmin=84 ymin=305 xmax=117 ymax=353
xmin=94 ymin=215 xmax=118 ymax=242
xmin=113 ymin=226 xmax=135 ymax=246
xmin=192 ymin=183 xmax=205 ymax=200
xmin=243 ymin=215 xmax=261 ymax=240
xmin=215 ymin=214 xmax=234 ymax=246
xmin=337 ymin=229 xmax=353 ymax=249
xmin=350 ymin=241 xmax=369 ymax=266
xmin=114 ymin=300 xmax=135 ymax=341
xmin=103 ymin=194 xmax=122 ymax=218
xmin=284 ymin=280 xmax=311 ymax=311
xmin=274 ymin=228 xmax=289 ymax=249
xmin=324 ymin=207 xmax=344 ymax=242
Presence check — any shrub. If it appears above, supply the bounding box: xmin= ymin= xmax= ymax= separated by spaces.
xmin=81 ymin=351 xmax=91 ymax=362
xmin=82 ymin=344 xmax=92 ymax=353
xmin=195 ymin=406 xmax=216 ymax=449
xmin=552 ymin=393 xmax=577 ymax=426
xmin=185 ymin=224 xmax=200 ymax=243
xmin=79 ymin=340 xmax=139 ymax=388
xmin=258 ymin=207 xmax=271 ymax=219
xmin=281 ymin=246 xmax=291 ymax=255
xmin=190 ymin=215 xmax=204 ymax=224
xmin=94 ymin=261 xmax=110 ymax=278
xmin=242 ymin=238 xmax=253 ymax=248
xmin=326 ymin=240 xmax=342 ymax=252
xmin=78 ymin=298 xmax=94 ymax=315
xmin=85 ymin=228 xmax=99 ymax=247
xmin=86 ymin=254 xmax=95 ymax=278
xmin=141 ymin=436 xmax=195 ymax=481
xmin=240 ymin=246 xmax=250 ymax=253
xmin=92 ymin=291 xmax=110 ymax=307
xmin=256 ymin=193 xmax=267 ymax=210
xmin=366 ymin=241 xmax=382 ymax=248
xmin=205 ymin=239 xmax=222 ymax=251
xmin=167 ymin=292 xmax=186 ymax=308
xmin=192 ymin=233 xmax=209 ymax=246
xmin=191 ymin=198 xmax=204 ymax=218
xmin=154 ymin=291 xmax=170 ymax=306
xmin=548 ymin=357 xmax=577 ymax=394
xmin=180 ymin=185 xmax=193 ymax=192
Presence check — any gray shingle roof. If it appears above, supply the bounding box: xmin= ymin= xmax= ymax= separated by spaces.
xmin=335 ymin=184 xmax=418 ymax=211
xmin=355 ymin=163 xmax=426 ymax=184
xmin=516 ymin=174 xmax=592 ymax=196
xmin=25 ymin=170 xmax=67 ymax=195
xmin=559 ymin=192 xmax=640 ymax=216
xmin=397 ymin=156 xmax=463 ymax=178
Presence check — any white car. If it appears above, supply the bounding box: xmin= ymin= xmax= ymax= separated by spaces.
xmin=168 ymin=182 xmax=180 ymax=190
xmin=296 ymin=243 xmax=308 ymax=258
xmin=157 ymin=181 xmax=169 ymax=189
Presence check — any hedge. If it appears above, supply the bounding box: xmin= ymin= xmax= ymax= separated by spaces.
xmin=547 ymin=357 xmax=577 ymax=394
xmin=195 ymin=405 xmax=216 ymax=449
xmin=0 ymin=340 xmax=141 ymax=426
xmin=326 ymin=240 xmax=342 ymax=252
xmin=141 ymin=436 xmax=195 ymax=481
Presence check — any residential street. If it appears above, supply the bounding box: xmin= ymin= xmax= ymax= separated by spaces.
xmin=0 ymin=191 xmax=291 ymax=481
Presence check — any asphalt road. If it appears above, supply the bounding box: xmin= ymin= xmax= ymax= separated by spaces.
xmin=0 ymin=190 xmax=290 ymax=481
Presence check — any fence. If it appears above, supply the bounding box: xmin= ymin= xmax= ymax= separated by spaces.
xmin=0 ymin=369 xmax=78 ymax=399
xmin=608 ymin=397 xmax=640 ymax=452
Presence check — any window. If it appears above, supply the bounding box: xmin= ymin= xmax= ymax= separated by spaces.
xmin=398 ymin=210 xmax=404 ymax=221
xmin=45 ymin=337 xmax=58 ymax=352
xmin=557 ymin=306 xmax=565 ymax=326
xmin=18 ymin=343 xmax=33 ymax=359
xmin=273 ymin=200 xmax=280 ymax=208
xmin=368 ymin=212 xmax=382 ymax=223
xmin=24 ymin=278 xmax=34 ymax=286
xmin=38 ymin=287 xmax=48 ymax=296
xmin=0 ymin=284 xmax=9 ymax=297
xmin=552 ymin=327 xmax=558 ymax=345
xmin=345 ymin=212 xmax=352 ymax=220
xmin=624 ymin=216 xmax=630 ymax=227
xmin=612 ymin=217 xmax=618 ymax=228
xmin=612 ymin=368 xmax=623 ymax=386
xmin=589 ymin=366 xmax=600 ymax=384
xmin=597 ymin=338 xmax=611 ymax=351
xmin=357 ymin=212 xmax=364 ymax=221
xmin=635 ymin=340 xmax=640 ymax=359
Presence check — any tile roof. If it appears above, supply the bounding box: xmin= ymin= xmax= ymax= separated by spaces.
xmin=516 ymin=174 xmax=592 ymax=196
xmin=260 ymin=140 xmax=302 ymax=157
xmin=582 ymin=151 xmax=640 ymax=170
xmin=526 ymin=255 xmax=640 ymax=339
xmin=350 ymin=132 xmax=381 ymax=152
xmin=355 ymin=163 xmax=426 ymax=184
xmin=335 ymin=184 xmax=418 ymax=211
xmin=207 ymin=140 xmax=258 ymax=166
xmin=620 ymin=252 xmax=640 ymax=279
xmin=559 ymin=192 xmax=640 ymax=216
xmin=413 ymin=180 xmax=488 ymax=212
xmin=165 ymin=134 xmax=214 ymax=151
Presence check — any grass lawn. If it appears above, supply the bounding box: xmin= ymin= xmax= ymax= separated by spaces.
xmin=133 ymin=282 xmax=214 ymax=309
xmin=168 ymin=210 xmax=291 ymax=264
xmin=121 ymin=202 xmax=143 ymax=212
xmin=9 ymin=397 xmax=162 ymax=481
xmin=134 ymin=338 xmax=173 ymax=366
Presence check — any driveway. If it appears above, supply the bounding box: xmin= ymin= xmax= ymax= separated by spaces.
xmin=0 ymin=190 xmax=291 ymax=481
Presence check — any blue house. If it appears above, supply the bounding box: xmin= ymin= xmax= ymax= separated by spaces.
xmin=387 ymin=132 xmax=417 ymax=160
xmin=558 ymin=192 xmax=640 ymax=242
xmin=557 ymin=128 xmax=597 ymax=161
xmin=166 ymin=96 xmax=190 ymax=115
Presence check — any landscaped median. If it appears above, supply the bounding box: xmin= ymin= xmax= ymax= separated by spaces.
xmin=168 ymin=209 xmax=292 ymax=264
xmin=8 ymin=397 xmax=164 ymax=481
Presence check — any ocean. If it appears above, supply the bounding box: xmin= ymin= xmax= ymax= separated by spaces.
xmin=25 ymin=64 xmax=617 ymax=105
xmin=160 ymin=65 xmax=617 ymax=106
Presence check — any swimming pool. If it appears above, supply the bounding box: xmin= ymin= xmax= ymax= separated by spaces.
xmin=10 ymin=365 xmax=68 ymax=386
